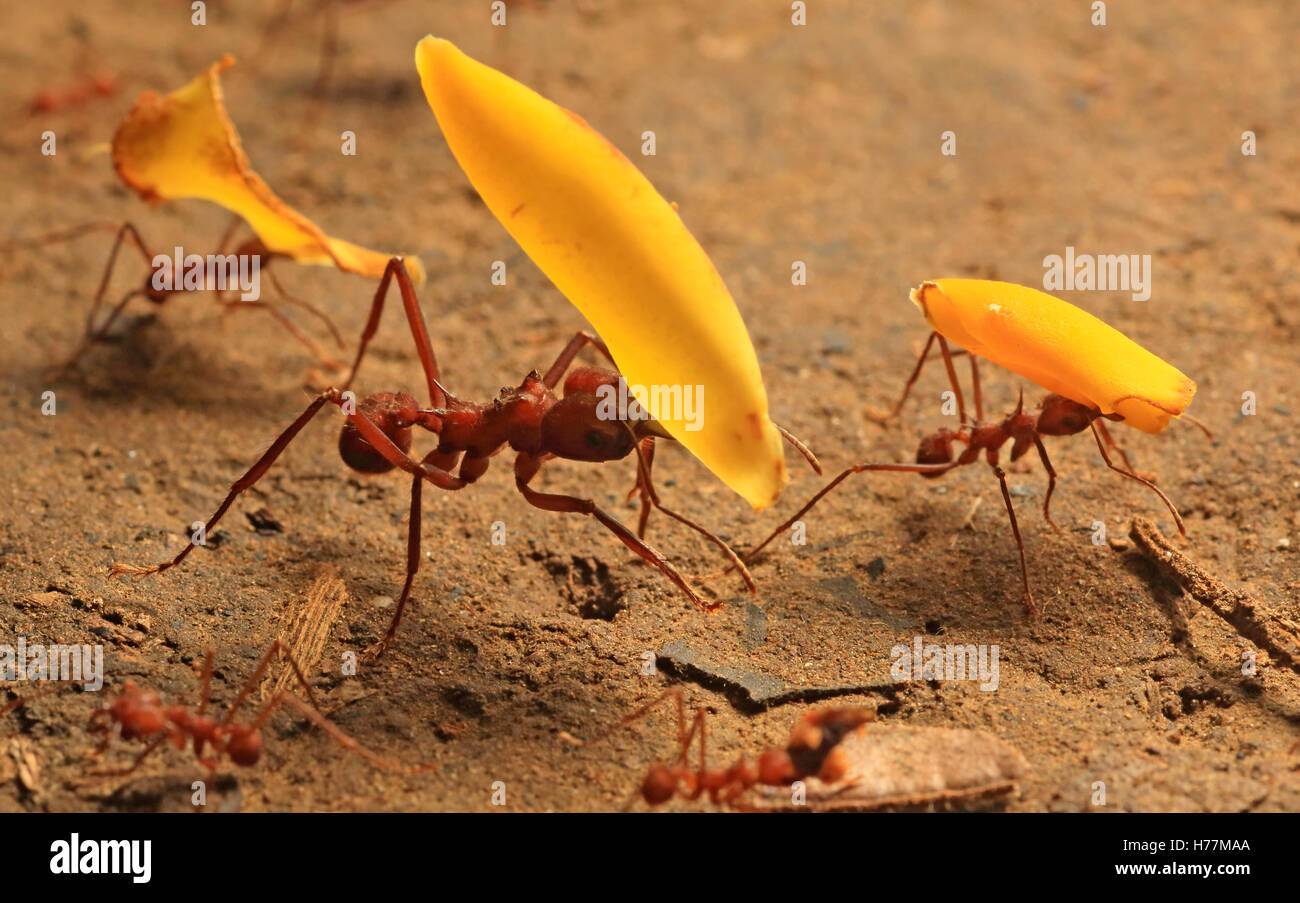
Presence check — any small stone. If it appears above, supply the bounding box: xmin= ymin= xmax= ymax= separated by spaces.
xmin=371 ymin=595 xmax=395 ymax=609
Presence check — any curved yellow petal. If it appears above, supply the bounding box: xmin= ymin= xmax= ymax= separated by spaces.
xmin=911 ymin=279 xmax=1196 ymax=434
xmin=112 ymin=55 xmax=424 ymax=283
xmin=415 ymin=36 xmax=785 ymax=509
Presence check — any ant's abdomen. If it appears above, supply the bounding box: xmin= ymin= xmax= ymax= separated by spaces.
xmin=339 ymin=392 xmax=416 ymax=474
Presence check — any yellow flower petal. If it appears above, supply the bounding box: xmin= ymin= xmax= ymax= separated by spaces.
xmin=415 ymin=36 xmax=785 ymax=509
xmin=912 ymin=279 xmax=1196 ymax=434
xmin=112 ymin=55 xmax=423 ymax=283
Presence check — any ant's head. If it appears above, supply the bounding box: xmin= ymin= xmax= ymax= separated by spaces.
xmin=338 ymin=392 xmax=419 ymax=474
xmin=144 ymin=260 xmax=172 ymax=303
xmin=757 ymin=748 xmax=795 ymax=786
xmin=915 ymin=430 xmax=957 ymax=477
xmin=1036 ymin=394 xmax=1096 ymax=437
xmin=539 ymin=391 xmax=641 ymax=462
xmin=641 ymin=763 xmax=681 ymax=806
xmin=224 ymin=725 xmax=263 ymax=767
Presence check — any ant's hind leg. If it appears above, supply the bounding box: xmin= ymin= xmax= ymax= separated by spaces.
xmin=513 ymin=453 xmax=716 ymax=612
xmin=1088 ymin=422 xmax=1186 ymax=536
xmin=1094 ymin=420 xmax=1154 ymax=481
xmin=624 ymin=433 xmax=757 ymax=594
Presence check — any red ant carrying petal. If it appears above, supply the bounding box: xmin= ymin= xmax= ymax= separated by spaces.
xmin=743 ymin=331 xmax=1209 ymax=612
xmin=109 ymin=258 xmax=818 ymax=658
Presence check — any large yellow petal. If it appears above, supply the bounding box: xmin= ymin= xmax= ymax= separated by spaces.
xmin=112 ymin=55 xmax=423 ymax=283
xmin=415 ymin=36 xmax=785 ymax=509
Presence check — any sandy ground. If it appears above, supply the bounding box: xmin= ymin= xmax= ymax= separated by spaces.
xmin=1 ymin=0 xmax=1298 ymax=812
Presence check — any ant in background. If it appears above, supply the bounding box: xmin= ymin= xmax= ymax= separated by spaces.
xmin=6 ymin=219 xmax=344 ymax=382
xmin=86 ymin=640 xmax=434 ymax=777
xmin=112 ymin=257 xmax=819 ymax=657
xmin=614 ymin=689 xmax=874 ymax=809
xmin=743 ymin=332 xmax=1206 ymax=611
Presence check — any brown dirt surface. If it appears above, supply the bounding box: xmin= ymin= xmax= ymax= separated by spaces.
xmin=1 ymin=0 xmax=1298 ymax=813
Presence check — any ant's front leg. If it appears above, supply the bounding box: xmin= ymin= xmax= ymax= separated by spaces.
xmin=513 ymin=453 xmax=717 ymax=612
xmin=111 ymin=388 xmax=467 ymax=579
xmin=741 ymin=459 xmax=956 ymax=565
xmin=365 ymin=448 xmax=460 ymax=660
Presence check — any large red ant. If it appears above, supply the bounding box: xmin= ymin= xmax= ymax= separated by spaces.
xmin=84 ymin=640 xmax=434 ymax=777
xmin=615 ymin=689 xmax=874 ymax=809
xmin=742 ymin=331 xmax=1207 ymax=611
xmin=111 ymin=258 xmax=815 ymax=657
xmin=6 ymin=219 xmax=345 ymax=382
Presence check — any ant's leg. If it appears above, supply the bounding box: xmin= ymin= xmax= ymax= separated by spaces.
xmin=624 ymin=429 xmax=757 ymax=594
xmin=1089 ymin=421 xmax=1186 ymax=536
xmin=968 ymin=353 xmax=983 ymax=423
xmin=867 ymin=331 xmax=939 ymax=424
xmin=340 ymin=257 xmax=444 ymax=406
xmin=513 ymin=453 xmax=715 ymax=611
xmin=629 ymin=437 xmax=655 ymax=537
xmin=1030 ymin=437 xmax=1060 ymax=530
xmin=219 ymin=640 xmax=308 ymax=726
xmin=936 ymin=336 xmax=968 ymax=425
xmin=90 ymin=734 xmax=169 ymax=778
xmin=110 ymin=392 xmax=336 ymax=577
xmin=46 ymin=288 xmax=147 ymax=382
xmin=990 ymin=463 xmax=1037 ymax=614
xmin=742 ymin=460 xmax=956 ymax=563
xmin=366 ymin=467 xmax=427 ymax=660
xmin=265 ymin=266 xmax=346 ymax=348
xmin=196 ymin=649 xmax=216 ymax=717
xmin=257 ymin=692 xmax=437 ymax=774
xmin=212 ymin=213 xmax=244 ymax=257
xmin=541 ymin=330 xmax=617 ymax=388
xmin=311 ymin=0 xmax=341 ymax=97
xmin=82 ymin=223 xmax=157 ymax=337
xmin=0 ymin=221 xmax=150 ymax=334
xmin=225 ymin=299 xmax=343 ymax=371
xmin=111 ymin=388 xmax=468 ymax=578
xmin=1093 ymin=420 xmax=1150 ymax=480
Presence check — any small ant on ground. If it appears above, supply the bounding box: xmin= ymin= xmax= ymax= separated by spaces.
xmin=743 ymin=331 xmax=1209 ymax=611
xmin=83 ymin=640 xmax=434 ymax=777
xmin=614 ymin=688 xmax=875 ymax=809
xmin=112 ymin=257 xmax=817 ymax=657
xmin=5 ymin=218 xmax=345 ymax=382
xmin=27 ymin=72 xmax=118 ymax=115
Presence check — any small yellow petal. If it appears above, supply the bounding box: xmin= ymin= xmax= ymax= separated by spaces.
xmin=912 ymin=279 xmax=1196 ymax=434
xmin=112 ymin=56 xmax=423 ymax=283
